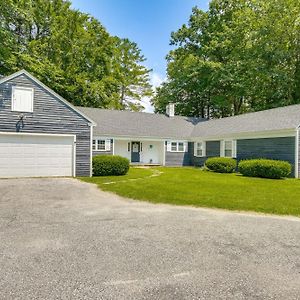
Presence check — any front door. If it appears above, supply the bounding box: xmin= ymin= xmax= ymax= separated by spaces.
xmin=131 ymin=142 xmax=140 ymax=162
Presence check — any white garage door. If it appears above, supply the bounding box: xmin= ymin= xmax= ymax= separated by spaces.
xmin=0 ymin=134 xmax=75 ymax=178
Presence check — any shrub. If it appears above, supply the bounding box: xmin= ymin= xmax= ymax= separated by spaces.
xmin=93 ymin=155 xmax=129 ymax=176
xmin=205 ymin=157 xmax=236 ymax=173
xmin=238 ymin=159 xmax=292 ymax=179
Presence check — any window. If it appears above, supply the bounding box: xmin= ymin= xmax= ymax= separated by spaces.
xmin=221 ymin=140 xmax=236 ymax=158
xmin=224 ymin=141 xmax=232 ymax=157
xmin=194 ymin=141 xmax=206 ymax=157
xmin=178 ymin=142 xmax=184 ymax=152
xmin=171 ymin=142 xmax=177 ymax=151
xmin=97 ymin=140 xmax=106 ymax=151
xmin=93 ymin=139 xmax=111 ymax=151
xmin=12 ymin=86 xmax=34 ymax=112
xmin=167 ymin=141 xmax=187 ymax=152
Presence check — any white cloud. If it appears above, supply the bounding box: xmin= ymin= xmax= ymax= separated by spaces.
xmin=141 ymin=72 xmax=165 ymax=113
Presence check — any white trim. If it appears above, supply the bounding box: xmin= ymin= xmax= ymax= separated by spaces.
xmin=11 ymin=86 xmax=34 ymax=112
xmin=295 ymin=129 xmax=299 ymax=178
xmin=163 ymin=141 xmax=166 ymax=166
xmin=96 ymin=135 xmax=188 ymax=142
xmin=112 ymin=138 xmax=115 ymax=155
xmin=167 ymin=140 xmax=187 ymax=153
xmin=194 ymin=141 xmax=206 ymax=157
xmin=232 ymin=140 xmax=237 ymax=158
xmin=195 ymin=129 xmax=296 ymax=141
xmin=0 ymin=131 xmax=76 ymax=177
xmin=92 ymin=137 xmax=111 ymax=151
xmin=220 ymin=139 xmax=237 ymax=158
xmin=89 ymin=125 xmax=93 ymax=177
xmin=0 ymin=131 xmax=75 ymax=138
xmin=0 ymin=70 xmax=96 ymax=125
xmin=94 ymin=129 xmax=296 ymax=143
xmin=73 ymin=135 xmax=76 ymax=177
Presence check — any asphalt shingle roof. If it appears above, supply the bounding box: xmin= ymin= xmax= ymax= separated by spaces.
xmin=77 ymin=107 xmax=202 ymax=139
xmin=77 ymin=104 xmax=300 ymax=140
xmin=191 ymin=104 xmax=300 ymax=138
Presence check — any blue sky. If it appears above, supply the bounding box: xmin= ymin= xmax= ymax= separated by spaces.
xmin=71 ymin=0 xmax=209 ymax=111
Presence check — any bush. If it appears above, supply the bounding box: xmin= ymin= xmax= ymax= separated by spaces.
xmin=205 ymin=157 xmax=236 ymax=173
xmin=93 ymin=155 xmax=129 ymax=176
xmin=238 ymin=159 xmax=291 ymax=179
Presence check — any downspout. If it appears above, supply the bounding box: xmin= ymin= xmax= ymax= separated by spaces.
xmin=89 ymin=124 xmax=94 ymax=177
xmin=295 ymin=127 xmax=299 ymax=178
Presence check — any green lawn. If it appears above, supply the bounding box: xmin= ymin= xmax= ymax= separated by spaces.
xmin=80 ymin=167 xmax=300 ymax=217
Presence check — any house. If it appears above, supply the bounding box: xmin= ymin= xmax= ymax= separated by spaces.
xmin=0 ymin=70 xmax=299 ymax=178
xmin=0 ymin=70 xmax=95 ymax=178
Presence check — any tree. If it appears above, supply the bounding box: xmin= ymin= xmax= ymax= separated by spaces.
xmin=112 ymin=38 xmax=152 ymax=111
xmin=0 ymin=0 xmax=151 ymax=111
xmin=152 ymin=0 xmax=300 ymax=118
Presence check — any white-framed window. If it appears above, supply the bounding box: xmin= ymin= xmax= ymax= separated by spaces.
xmin=167 ymin=141 xmax=187 ymax=152
xmin=194 ymin=141 xmax=206 ymax=157
xmin=93 ymin=138 xmax=111 ymax=151
xmin=221 ymin=140 xmax=237 ymax=158
xmin=11 ymin=86 xmax=34 ymax=112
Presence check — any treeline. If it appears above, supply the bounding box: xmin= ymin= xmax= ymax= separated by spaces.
xmin=0 ymin=0 xmax=151 ymax=110
xmin=152 ymin=0 xmax=300 ymax=118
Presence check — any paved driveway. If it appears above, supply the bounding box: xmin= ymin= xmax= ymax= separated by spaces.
xmin=0 ymin=178 xmax=300 ymax=300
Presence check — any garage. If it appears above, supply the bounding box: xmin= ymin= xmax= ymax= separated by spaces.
xmin=0 ymin=133 xmax=75 ymax=178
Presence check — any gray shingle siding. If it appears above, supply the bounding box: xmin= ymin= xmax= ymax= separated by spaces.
xmin=0 ymin=74 xmax=91 ymax=176
xmin=236 ymin=137 xmax=295 ymax=175
xmin=192 ymin=141 xmax=221 ymax=166
xmin=165 ymin=142 xmax=192 ymax=166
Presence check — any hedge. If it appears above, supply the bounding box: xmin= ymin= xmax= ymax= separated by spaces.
xmin=238 ymin=159 xmax=292 ymax=179
xmin=205 ymin=157 xmax=236 ymax=173
xmin=93 ymin=155 xmax=129 ymax=176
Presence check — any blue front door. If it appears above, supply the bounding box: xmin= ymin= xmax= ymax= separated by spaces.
xmin=131 ymin=142 xmax=140 ymax=162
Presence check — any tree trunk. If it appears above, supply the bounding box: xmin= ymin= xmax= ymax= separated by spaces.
xmin=292 ymin=57 xmax=300 ymax=103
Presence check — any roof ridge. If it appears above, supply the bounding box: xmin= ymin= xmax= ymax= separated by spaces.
xmin=206 ymin=103 xmax=300 ymax=123
xmin=76 ymin=106 xmax=199 ymax=120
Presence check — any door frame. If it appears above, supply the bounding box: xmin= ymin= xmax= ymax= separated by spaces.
xmin=0 ymin=131 xmax=76 ymax=177
xmin=131 ymin=141 xmax=141 ymax=163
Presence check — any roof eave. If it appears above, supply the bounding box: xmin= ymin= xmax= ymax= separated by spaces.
xmin=0 ymin=69 xmax=96 ymax=126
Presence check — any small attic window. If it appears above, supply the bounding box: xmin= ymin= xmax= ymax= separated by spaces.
xmin=11 ymin=86 xmax=34 ymax=112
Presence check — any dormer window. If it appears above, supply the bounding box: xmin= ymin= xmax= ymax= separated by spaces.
xmin=11 ymin=86 xmax=34 ymax=112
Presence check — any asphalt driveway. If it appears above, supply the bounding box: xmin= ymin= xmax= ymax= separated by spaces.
xmin=0 ymin=178 xmax=300 ymax=300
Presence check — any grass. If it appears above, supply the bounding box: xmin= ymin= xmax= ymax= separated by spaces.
xmin=81 ymin=167 xmax=154 ymax=184
xmin=80 ymin=167 xmax=300 ymax=217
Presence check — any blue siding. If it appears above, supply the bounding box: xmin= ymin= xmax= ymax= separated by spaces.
xmin=165 ymin=142 xmax=192 ymax=166
xmin=0 ymin=74 xmax=92 ymax=176
xmin=92 ymin=139 xmax=114 ymax=157
xmin=237 ymin=137 xmax=295 ymax=175
xmin=192 ymin=141 xmax=220 ymax=166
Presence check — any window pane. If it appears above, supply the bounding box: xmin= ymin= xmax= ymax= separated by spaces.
xmin=178 ymin=142 xmax=184 ymax=152
xmin=97 ymin=140 xmax=105 ymax=150
xmin=225 ymin=141 xmax=232 ymax=150
xmin=92 ymin=140 xmax=96 ymax=150
xmin=197 ymin=149 xmax=202 ymax=156
xmin=171 ymin=142 xmax=177 ymax=151
xmin=225 ymin=149 xmax=232 ymax=157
